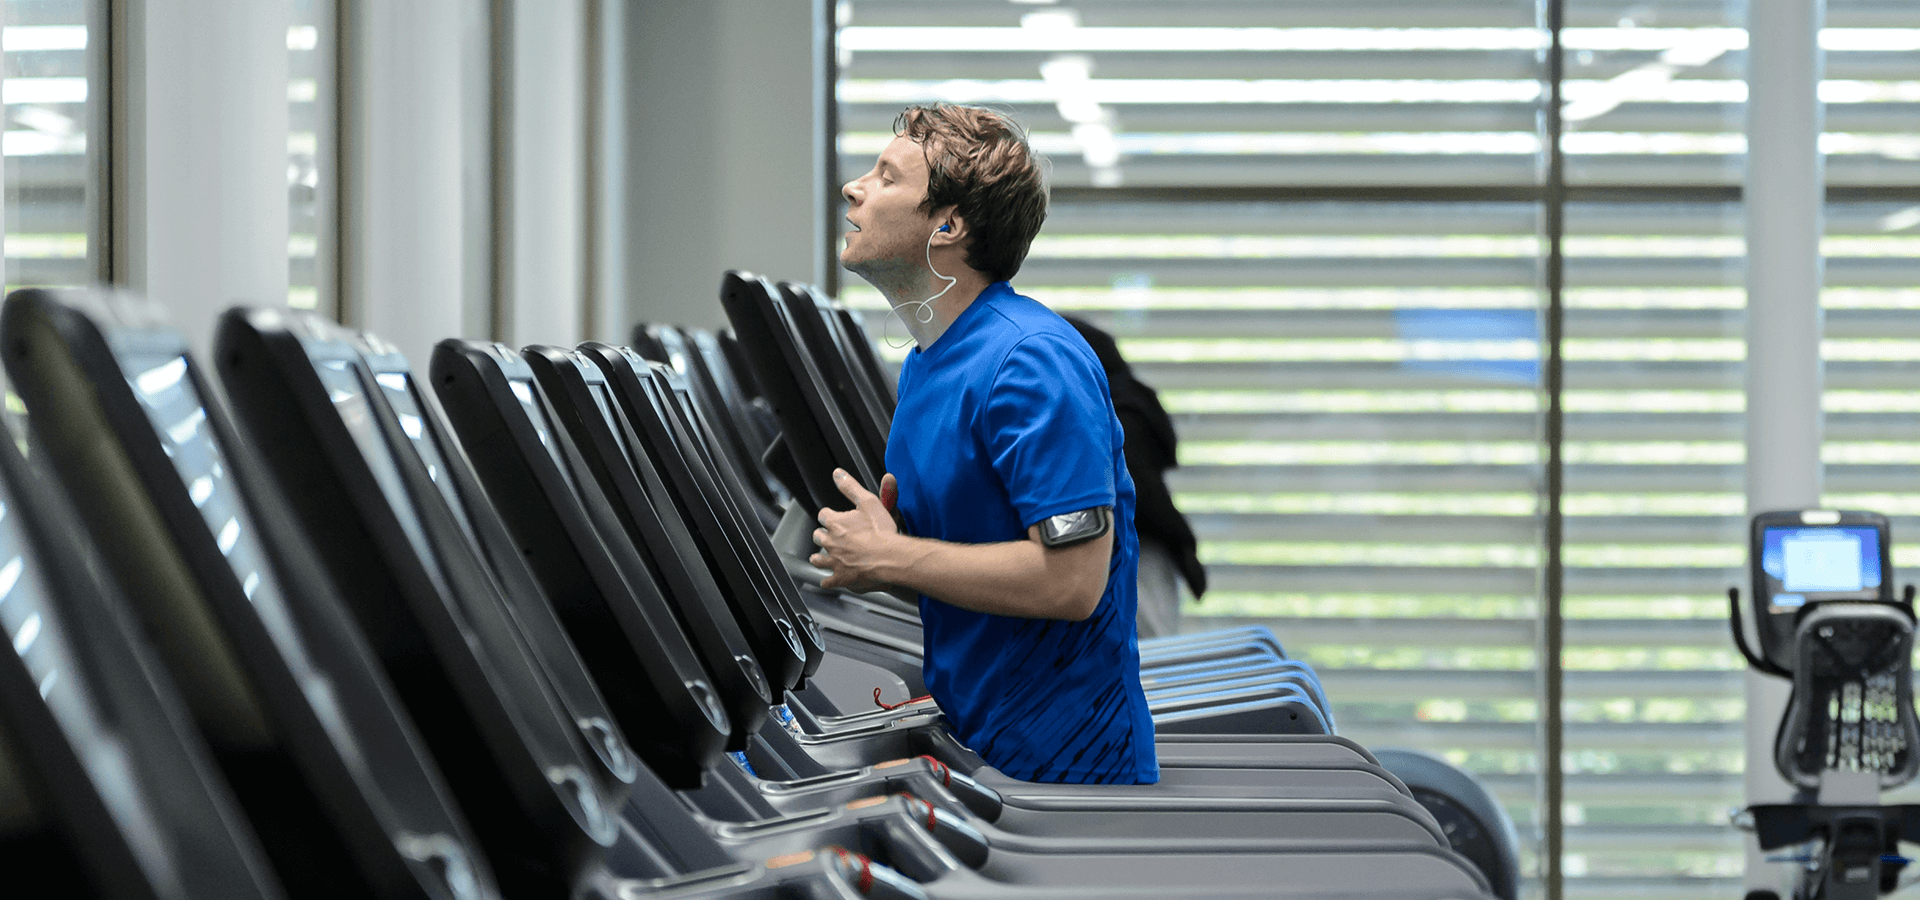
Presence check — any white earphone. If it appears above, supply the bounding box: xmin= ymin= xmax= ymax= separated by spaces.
xmin=882 ymin=224 xmax=957 ymax=348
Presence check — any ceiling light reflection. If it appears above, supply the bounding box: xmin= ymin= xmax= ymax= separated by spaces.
xmin=842 ymin=78 xmax=1544 ymax=105
xmin=841 ymin=25 xmax=1917 ymax=55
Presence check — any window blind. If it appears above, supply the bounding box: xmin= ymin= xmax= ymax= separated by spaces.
xmin=3 ymin=0 xmax=91 ymax=291
xmin=838 ymin=1 xmax=1920 ymax=895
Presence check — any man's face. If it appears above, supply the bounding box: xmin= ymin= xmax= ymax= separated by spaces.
xmin=840 ymin=136 xmax=942 ymax=280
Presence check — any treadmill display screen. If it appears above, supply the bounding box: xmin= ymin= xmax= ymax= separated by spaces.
xmin=116 ymin=348 xmax=488 ymax=892
xmin=585 ymin=382 xmax=631 ymax=460
xmin=310 ymin=359 xmax=441 ymax=579
xmin=124 ymin=355 xmax=284 ymax=622
xmin=121 ymin=351 xmax=346 ymax=735
xmin=0 ymin=485 xmax=170 ymax=880
xmin=1760 ymin=524 xmax=1883 ymax=608
xmin=0 ymin=493 xmax=103 ymax=755
xmin=508 ymin=378 xmax=578 ymax=494
xmin=372 ymin=371 xmax=480 ymax=547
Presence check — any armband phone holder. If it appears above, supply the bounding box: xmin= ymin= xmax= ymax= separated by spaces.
xmin=1039 ymin=506 xmax=1112 ymax=549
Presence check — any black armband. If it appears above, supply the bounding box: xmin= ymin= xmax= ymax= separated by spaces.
xmin=1038 ymin=506 xmax=1113 ymax=548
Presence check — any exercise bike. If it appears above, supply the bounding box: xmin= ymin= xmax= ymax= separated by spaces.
xmin=1731 ymin=509 xmax=1920 ymax=899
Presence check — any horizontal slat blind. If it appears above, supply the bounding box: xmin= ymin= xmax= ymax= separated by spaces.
xmin=1565 ymin=3 xmax=1753 ymax=871
xmin=4 ymin=1 xmax=91 ymax=291
xmin=836 ymin=1 xmax=1919 ymax=897
xmin=290 ymin=0 xmax=323 ymax=310
xmin=838 ymin=2 xmax=1554 ymax=895
xmin=1821 ymin=199 xmax=1920 ymax=821
xmin=1558 ymin=197 xmax=1745 ymax=894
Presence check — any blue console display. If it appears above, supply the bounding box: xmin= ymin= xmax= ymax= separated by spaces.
xmin=1761 ymin=525 xmax=1884 ymax=607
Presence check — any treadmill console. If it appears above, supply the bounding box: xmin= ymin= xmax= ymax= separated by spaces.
xmin=1747 ymin=509 xmax=1895 ymax=673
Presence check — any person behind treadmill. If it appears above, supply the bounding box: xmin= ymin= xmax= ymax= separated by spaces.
xmin=809 ymin=104 xmax=1157 ymax=785
xmin=1062 ymin=315 xmax=1207 ymax=639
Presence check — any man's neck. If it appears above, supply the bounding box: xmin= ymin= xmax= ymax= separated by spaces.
xmin=875 ymin=267 xmax=993 ymax=350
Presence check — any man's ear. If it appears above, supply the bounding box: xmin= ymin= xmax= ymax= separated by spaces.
xmin=932 ymin=212 xmax=969 ymax=246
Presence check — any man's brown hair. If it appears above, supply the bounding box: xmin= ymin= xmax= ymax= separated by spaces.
xmin=895 ymin=104 xmax=1048 ymax=283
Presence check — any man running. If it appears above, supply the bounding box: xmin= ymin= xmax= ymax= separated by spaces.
xmin=810 ymin=104 xmax=1157 ymax=785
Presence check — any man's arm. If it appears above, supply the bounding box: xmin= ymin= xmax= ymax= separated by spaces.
xmin=811 ymin=469 xmax=1112 ymax=621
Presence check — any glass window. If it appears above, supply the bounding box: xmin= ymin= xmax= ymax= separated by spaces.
xmin=840 ymin=1 xmax=1915 ymax=894
xmin=1563 ymin=0 xmax=1747 ymax=186
xmin=1559 ymin=199 xmax=1747 ymax=888
xmin=1819 ymin=0 xmax=1920 ymax=565
xmin=1824 ymin=0 xmax=1920 ymax=187
xmin=1823 ymin=207 xmax=1920 ymax=535
xmin=839 ymin=1 xmax=1551 ymax=894
xmin=289 ymin=0 xmax=327 ymax=312
xmin=1820 ymin=205 xmax=1920 ymax=823
xmin=4 ymin=0 xmax=92 ymax=291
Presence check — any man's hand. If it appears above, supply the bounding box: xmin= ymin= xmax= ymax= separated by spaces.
xmin=878 ymin=471 xmax=903 ymax=529
xmin=812 ymin=469 xmax=904 ymax=592
xmin=810 ymin=469 xmax=1112 ymax=620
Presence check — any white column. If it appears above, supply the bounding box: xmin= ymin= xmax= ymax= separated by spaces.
xmin=338 ymin=0 xmax=491 ymax=370
xmin=1742 ymin=0 xmax=1824 ymax=891
xmin=501 ymin=0 xmax=587 ymax=350
xmin=584 ymin=0 xmax=627 ymax=346
xmin=111 ymin=0 xmax=291 ymax=356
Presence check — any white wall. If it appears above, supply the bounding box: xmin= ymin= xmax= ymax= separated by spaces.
xmin=96 ymin=0 xmax=820 ymax=364
xmin=502 ymin=0 xmax=587 ymax=351
xmin=623 ymin=0 xmax=821 ymax=332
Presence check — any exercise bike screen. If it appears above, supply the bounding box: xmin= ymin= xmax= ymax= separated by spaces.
xmin=1761 ymin=525 xmax=1883 ymax=604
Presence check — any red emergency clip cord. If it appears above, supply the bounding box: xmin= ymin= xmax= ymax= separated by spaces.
xmin=873 ymin=687 xmax=932 ymax=711
xmin=913 ymin=754 xmax=953 ymax=787
xmin=830 ymin=846 xmax=875 ymax=894
xmin=904 ymin=795 xmax=939 ymax=831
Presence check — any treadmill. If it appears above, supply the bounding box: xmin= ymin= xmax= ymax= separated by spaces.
xmin=214 ymin=307 xmax=639 ymax=895
xmin=195 ymin=306 xmax=1486 ymax=896
xmin=588 ymin=348 xmax=1444 ymax=800
xmin=636 ymin=324 xmax=789 ymax=531
xmin=2 ymin=287 xmax=505 ymax=900
xmin=0 ymin=412 xmax=285 ymax=900
xmin=1 ymin=290 xmax=1043 ymax=900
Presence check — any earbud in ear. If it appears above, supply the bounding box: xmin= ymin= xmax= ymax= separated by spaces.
xmin=937 ymin=224 xmax=951 ymax=233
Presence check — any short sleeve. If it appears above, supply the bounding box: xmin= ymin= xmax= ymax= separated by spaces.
xmin=894 ymin=347 xmax=919 ymax=403
xmin=983 ymin=333 xmax=1118 ymax=530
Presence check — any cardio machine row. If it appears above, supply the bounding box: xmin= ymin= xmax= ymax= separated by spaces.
xmin=0 ymin=282 xmax=1502 ymax=900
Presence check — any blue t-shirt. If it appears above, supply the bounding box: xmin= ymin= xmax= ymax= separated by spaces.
xmin=887 ymin=282 xmax=1158 ymax=785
